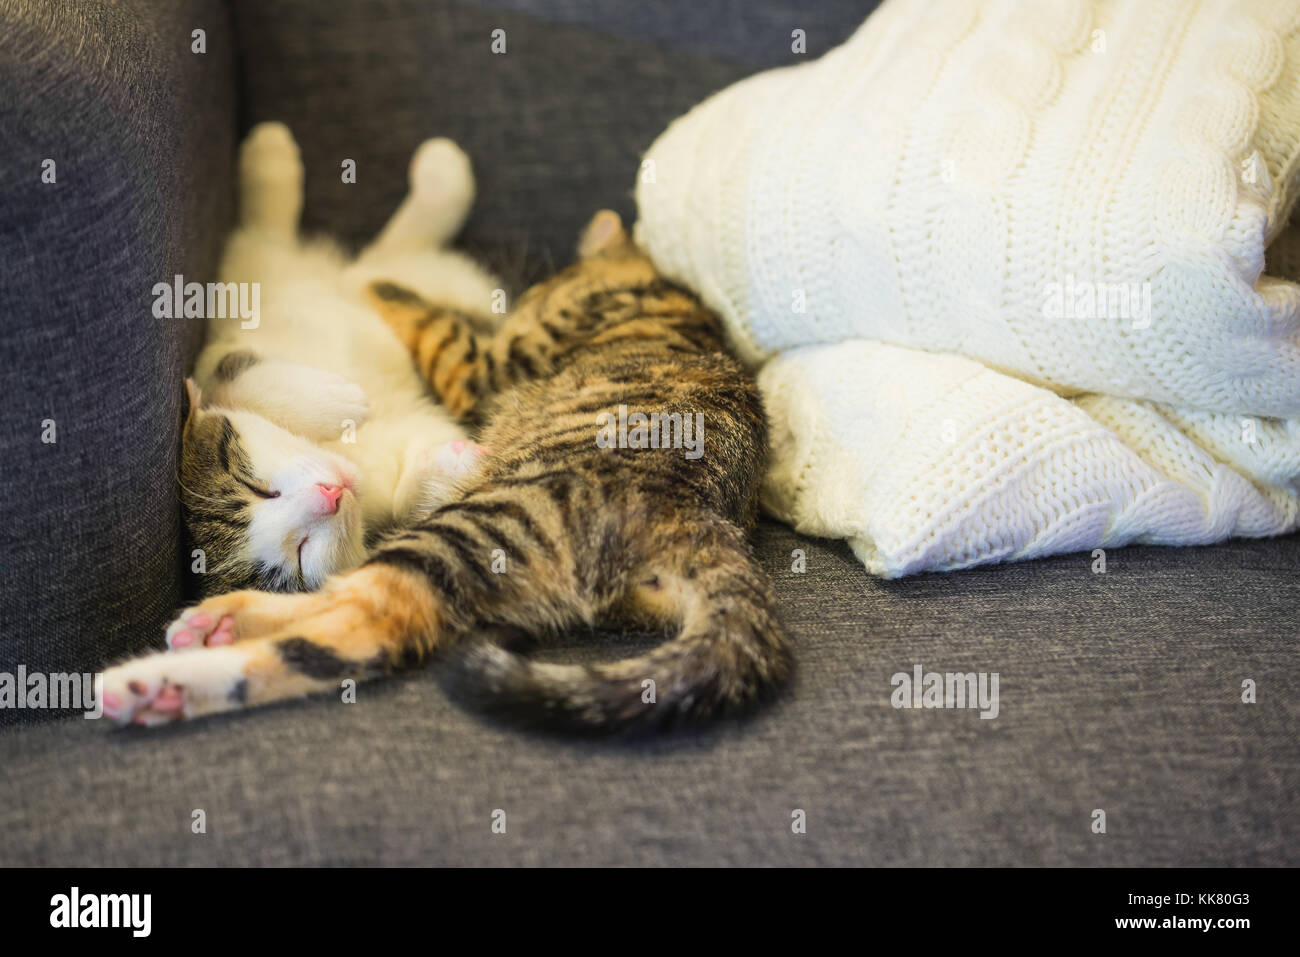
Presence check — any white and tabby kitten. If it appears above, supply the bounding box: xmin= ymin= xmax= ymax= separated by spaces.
xmin=181 ymin=122 xmax=497 ymax=597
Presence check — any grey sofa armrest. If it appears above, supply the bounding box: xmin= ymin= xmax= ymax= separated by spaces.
xmin=0 ymin=0 xmax=236 ymax=726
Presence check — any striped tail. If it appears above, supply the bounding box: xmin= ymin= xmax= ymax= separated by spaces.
xmin=441 ymin=534 xmax=793 ymax=733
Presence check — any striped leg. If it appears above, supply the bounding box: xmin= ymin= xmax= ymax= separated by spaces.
xmin=100 ymin=566 xmax=439 ymax=726
xmin=365 ymin=283 xmax=503 ymax=419
xmin=102 ymin=479 xmax=603 ymax=727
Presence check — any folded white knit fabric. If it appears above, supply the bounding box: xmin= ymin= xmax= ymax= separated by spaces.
xmin=760 ymin=342 xmax=1298 ymax=576
xmin=635 ymin=0 xmax=1300 ymax=574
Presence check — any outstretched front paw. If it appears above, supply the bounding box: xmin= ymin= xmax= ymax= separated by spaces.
xmin=165 ymin=609 xmax=237 ymax=651
xmin=100 ymin=571 xmax=429 ymax=728
xmin=102 ymin=589 xmax=309 ymax=726
xmin=100 ymin=646 xmax=252 ymax=727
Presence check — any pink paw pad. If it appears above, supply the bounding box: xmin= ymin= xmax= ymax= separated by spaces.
xmin=167 ymin=610 xmax=238 ymax=650
xmin=118 ymin=678 xmax=189 ymax=726
xmin=436 ymin=440 xmax=489 ymax=477
xmin=149 ymin=685 xmax=185 ymax=715
xmin=207 ymin=616 xmax=236 ymax=646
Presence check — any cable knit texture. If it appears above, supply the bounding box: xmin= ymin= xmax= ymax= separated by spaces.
xmin=636 ymin=0 xmax=1300 ymax=576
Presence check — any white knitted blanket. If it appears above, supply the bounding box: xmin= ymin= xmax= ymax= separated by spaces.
xmin=635 ymin=0 xmax=1300 ymax=576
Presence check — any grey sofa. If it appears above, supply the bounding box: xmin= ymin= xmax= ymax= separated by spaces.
xmin=1 ymin=0 xmax=1295 ymax=866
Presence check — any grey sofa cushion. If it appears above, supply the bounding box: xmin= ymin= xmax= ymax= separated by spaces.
xmin=0 ymin=523 xmax=1294 ymax=866
xmin=229 ymin=0 xmax=868 ymax=288
xmin=0 ymin=0 xmax=864 ymax=718
xmin=2 ymin=0 xmax=1295 ymax=868
xmin=0 ymin=0 xmax=236 ymax=725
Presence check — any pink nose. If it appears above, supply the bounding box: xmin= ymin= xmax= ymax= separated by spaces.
xmin=316 ymin=483 xmax=343 ymax=514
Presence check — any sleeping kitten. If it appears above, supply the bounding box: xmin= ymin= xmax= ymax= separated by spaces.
xmin=182 ymin=123 xmax=495 ymax=596
xmin=105 ymin=210 xmax=792 ymax=732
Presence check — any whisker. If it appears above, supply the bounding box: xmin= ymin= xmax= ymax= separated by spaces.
xmin=174 ymin=469 xmax=241 ymax=509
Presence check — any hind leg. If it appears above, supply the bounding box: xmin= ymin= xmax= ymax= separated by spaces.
xmin=359 ymin=138 xmax=475 ymax=259
xmin=238 ymin=121 xmax=303 ymax=238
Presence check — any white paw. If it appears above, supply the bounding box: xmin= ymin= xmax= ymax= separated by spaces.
xmin=240 ymin=121 xmax=302 ymax=185
xmin=419 ymin=440 xmax=488 ymax=511
xmin=100 ymin=646 xmax=252 ymax=727
xmin=165 ymin=607 xmax=238 ymax=652
xmin=312 ymin=371 xmax=371 ymax=428
xmin=396 ymin=439 xmax=487 ymax=517
xmin=435 ymin=438 xmax=488 ymax=478
xmin=409 ymin=137 xmax=474 ymax=206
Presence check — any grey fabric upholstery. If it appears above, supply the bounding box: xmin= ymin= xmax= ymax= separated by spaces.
xmin=230 ymin=0 xmax=864 ymax=289
xmin=0 ymin=0 xmax=1295 ymax=866
xmin=0 ymin=0 xmax=236 ymax=726
xmin=1 ymin=523 xmax=1295 ymax=866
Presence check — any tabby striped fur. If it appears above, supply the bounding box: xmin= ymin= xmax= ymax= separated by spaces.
xmin=101 ymin=211 xmax=792 ymax=733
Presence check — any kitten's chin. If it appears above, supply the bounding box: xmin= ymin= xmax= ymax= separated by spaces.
xmin=300 ymin=503 xmax=367 ymax=588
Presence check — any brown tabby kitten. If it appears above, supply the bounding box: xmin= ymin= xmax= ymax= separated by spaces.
xmin=101 ymin=211 xmax=792 ymax=733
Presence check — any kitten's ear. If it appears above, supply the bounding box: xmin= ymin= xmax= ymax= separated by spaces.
xmin=182 ymin=377 xmax=202 ymax=431
xmin=577 ymin=209 xmax=630 ymax=259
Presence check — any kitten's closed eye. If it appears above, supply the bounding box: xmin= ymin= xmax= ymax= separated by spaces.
xmin=181 ymin=406 xmax=367 ymax=594
xmin=239 ymin=477 xmax=280 ymax=499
